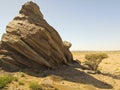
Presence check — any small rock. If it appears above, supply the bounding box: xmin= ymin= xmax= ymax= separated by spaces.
xmin=84 ymin=70 xmax=96 ymax=74
xmin=81 ymin=63 xmax=91 ymax=70
xmin=41 ymin=78 xmax=53 ymax=86
xmin=63 ymin=41 xmax=72 ymax=49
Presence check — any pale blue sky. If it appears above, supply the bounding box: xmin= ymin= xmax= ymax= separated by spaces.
xmin=0 ymin=0 xmax=120 ymax=51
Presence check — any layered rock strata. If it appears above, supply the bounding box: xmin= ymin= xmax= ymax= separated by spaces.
xmin=0 ymin=1 xmax=73 ymax=71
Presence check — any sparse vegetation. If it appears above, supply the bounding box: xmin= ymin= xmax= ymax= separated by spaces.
xmin=29 ymin=82 xmax=42 ymax=90
xmin=98 ymin=66 xmax=103 ymax=71
xmin=19 ymin=81 xmax=24 ymax=85
xmin=0 ymin=75 xmax=17 ymax=89
xmin=84 ymin=53 xmax=108 ymax=71
xmin=0 ymin=51 xmax=120 ymax=90
xmin=29 ymin=81 xmax=59 ymax=90
xmin=20 ymin=72 xmax=25 ymax=77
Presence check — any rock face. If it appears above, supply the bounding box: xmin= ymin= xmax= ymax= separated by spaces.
xmin=0 ymin=1 xmax=73 ymax=71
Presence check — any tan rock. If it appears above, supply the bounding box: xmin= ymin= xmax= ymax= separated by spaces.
xmin=0 ymin=1 xmax=73 ymax=71
xmin=63 ymin=41 xmax=72 ymax=49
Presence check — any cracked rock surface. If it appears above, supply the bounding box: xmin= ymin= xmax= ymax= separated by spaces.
xmin=0 ymin=1 xmax=73 ymax=71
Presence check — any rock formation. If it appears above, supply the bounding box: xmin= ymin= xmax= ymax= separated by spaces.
xmin=0 ymin=1 xmax=73 ymax=71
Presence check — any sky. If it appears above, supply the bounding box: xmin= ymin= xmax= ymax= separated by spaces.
xmin=0 ymin=0 xmax=120 ymax=51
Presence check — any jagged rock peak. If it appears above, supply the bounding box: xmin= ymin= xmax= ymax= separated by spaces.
xmin=0 ymin=1 xmax=73 ymax=71
xmin=19 ymin=1 xmax=43 ymax=18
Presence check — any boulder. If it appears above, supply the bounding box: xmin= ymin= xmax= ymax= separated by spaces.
xmin=63 ymin=41 xmax=72 ymax=49
xmin=0 ymin=1 xmax=73 ymax=71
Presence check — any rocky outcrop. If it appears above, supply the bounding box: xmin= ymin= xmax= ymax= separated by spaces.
xmin=0 ymin=1 xmax=73 ymax=71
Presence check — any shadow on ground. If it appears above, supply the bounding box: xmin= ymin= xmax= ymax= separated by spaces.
xmin=21 ymin=62 xmax=113 ymax=89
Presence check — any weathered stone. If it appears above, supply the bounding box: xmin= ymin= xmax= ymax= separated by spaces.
xmin=0 ymin=1 xmax=73 ymax=71
xmin=63 ymin=41 xmax=72 ymax=49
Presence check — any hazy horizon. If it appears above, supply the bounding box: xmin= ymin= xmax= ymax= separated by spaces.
xmin=0 ymin=0 xmax=120 ymax=51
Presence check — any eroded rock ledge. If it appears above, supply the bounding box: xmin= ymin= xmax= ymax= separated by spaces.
xmin=0 ymin=1 xmax=73 ymax=71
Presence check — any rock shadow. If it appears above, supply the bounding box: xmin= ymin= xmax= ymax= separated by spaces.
xmin=22 ymin=62 xmax=113 ymax=89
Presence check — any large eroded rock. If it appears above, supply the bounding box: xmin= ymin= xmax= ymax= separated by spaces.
xmin=0 ymin=1 xmax=73 ymax=71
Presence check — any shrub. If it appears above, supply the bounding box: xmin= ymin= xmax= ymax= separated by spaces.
xmin=0 ymin=75 xmax=17 ymax=89
xmin=19 ymin=81 xmax=24 ymax=85
xmin=21 ymin=73 xmax=25 ymax=77
xmin=29 ymin=82 xmax=59 ymax=90
xmin=84 ymin=53 xmax=108 ymax=71
xmin=29 ymin=82 xmax=42 ymax=90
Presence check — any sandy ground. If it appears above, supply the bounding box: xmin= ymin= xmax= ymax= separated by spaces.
xmin=0 ymin=51 xmax=120 ymax=90
xmin=72 ymin=51 xmax=120 ymax=90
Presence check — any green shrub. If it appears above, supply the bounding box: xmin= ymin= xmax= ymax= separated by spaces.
xmin=21 ymin=73 xmax=25 ymax=77
xmin=29 ymin=82 xmax=59 ymax=90
xmin=0 ymin=75 xmax=17 ymax=89
xmin=29 ymin=82 xmax=42 ymax=90
xmin=19 ymin=81 xmax=24 ymax=85
xmin=85 ymin=53 xmax=108 ymax=71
